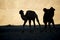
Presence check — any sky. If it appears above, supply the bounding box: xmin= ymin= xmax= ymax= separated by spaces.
xmin=0 ymin=0 xmax=60 ymax=25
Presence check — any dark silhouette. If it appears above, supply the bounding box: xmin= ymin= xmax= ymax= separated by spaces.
xmin=43 ymin=7 xmax=55 ymax=30
xmin=0 ymin=24 xmax=60 ymax=40
xmin=19 ymin=10 xmax=40 ymax=31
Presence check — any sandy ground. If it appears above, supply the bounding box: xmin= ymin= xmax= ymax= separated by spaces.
xmin=0 ymin=25 xmax=60 ymax=40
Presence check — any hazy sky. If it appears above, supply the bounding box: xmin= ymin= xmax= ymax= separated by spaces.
xmin=0 ymin=0 xmax=60 ymax=25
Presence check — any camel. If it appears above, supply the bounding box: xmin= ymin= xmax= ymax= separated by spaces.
xmin=19 ymin=10 xmax=40 ymax=31
xmin=43 ymin=7 xmax=55 ymax=32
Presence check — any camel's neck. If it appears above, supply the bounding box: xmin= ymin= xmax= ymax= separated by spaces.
xmin=20 ymin=14 xmax=25 ymax=20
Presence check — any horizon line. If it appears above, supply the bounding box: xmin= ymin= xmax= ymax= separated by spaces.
xmin=0 ymin=24 xmax=60 ymax=26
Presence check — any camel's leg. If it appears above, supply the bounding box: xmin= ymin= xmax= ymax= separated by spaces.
xmin=29 ymin=20 xmax=31 ymax=32
xmin=43 ymin=22 xmax=47 ymax=32
xmin=29 ymin=20 xmax=31 ymax=27
xmin=33 ymin=20 xmax=37 ymax=32
xmin=52 ymin=19 xmax=55 ymax=28
xmin=44 ymin=22 xmax=47 ymax=29
xmin=33 ymin=20 xmax=35 ymax=27
xmin=48 ymin=22 xmax=51 ymax=28
xmin=29 ymin=20 xmax=31 ymax=28
xmin=23 ymin=20 xmax=27 ymax=29
xmin=41 ymin=22 xmax=47 ymax=32
xmin=36 ymin=18 xmax=41 ymax=31
xmin=51 ymin=19 xmax=56 ymax=31
xmin=22 ymin=20 xmax=27 ymax=32
xmin=23 ymin=20 xmax=27 ymax=26
xmin=33 ymin=20 xmax=35 ymax=30
xmin=36 ymin=16 xmax=40 ymax=26
xmin=37 ymin=19 xmax=40 ymax=26
xmin=48 ymin=22 xmax=51 ymax=31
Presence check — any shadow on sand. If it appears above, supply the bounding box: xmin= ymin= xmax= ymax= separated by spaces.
xmin=0 ymin=24 xmax=60 ymax=40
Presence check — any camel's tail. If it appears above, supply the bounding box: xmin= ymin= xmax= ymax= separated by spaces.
xmin=35 ymin=15 xmax=40 ymax=26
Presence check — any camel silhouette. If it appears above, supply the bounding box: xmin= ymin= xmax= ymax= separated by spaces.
xmin=43 ymin=7 xmax=55 ymax=30
xmin=19 ymin=10 xmax=40 ymax=30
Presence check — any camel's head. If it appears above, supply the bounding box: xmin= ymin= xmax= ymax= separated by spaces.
xmin=19 ymin=10 xmax=24 ymax=15
xmin=50 ymin=7 xmax=55 ymax=11
xmin=43 ymin=8 xmax=49 ymax=13
xmin=43 ymin=8 xmax=47 ymax=12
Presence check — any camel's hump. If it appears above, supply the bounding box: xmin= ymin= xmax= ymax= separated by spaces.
xmin=25 ymin=10 xmax=37 ymax=18
xmin=26 ymin=10 xmax=35 ymax=13
xmin=26 ymin=10 xmax=36 ymax=14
